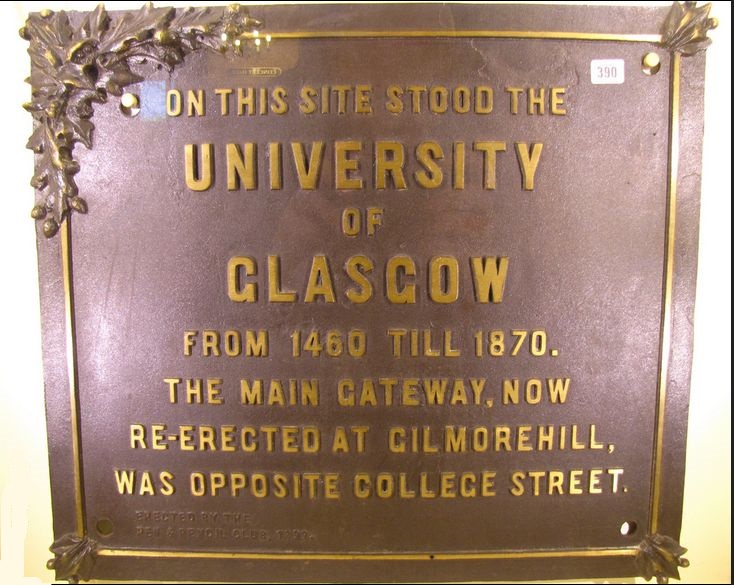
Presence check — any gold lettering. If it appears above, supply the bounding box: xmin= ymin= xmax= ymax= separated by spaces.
xmin=291 ymin=142 xmax=324 ymax=189
xmin=228 ymin=256 xmax=257 ymax=302
xmin=130 ymin=424 xmax=146 ymax=449
xmin=506 ymin=87 xmax=523 ymax=114
xmin=165 ymin=377 xmax=181 ymax=402
xmin=568 ymin=469 xmax=583 ymax=495
xmin=528 ymin=87 xmax=545 ymax=115
xmin=429 ymin=256 xmax=459 ymax=303
xmin=453 ymin=142 xmax=465 ymax=189
xmin=551 ymin=87 xmax=566 ymax=115
xmin=386 ymin=256 xmax=416 ymax=304
xmin=335 ymin=141 xmax=364 ymax=189
xmin=267 ymin=256 xmax=297 ymax=302
xmin=345 ymin=255 xmax=374 ymax=303
xmin=475 ymin=86 xmax=493 ymax=114
xmin=215 ymin=88 xmax=232 ymax=115
xmin=166 ymin=89 xmax=182 ymax=116
xmin=407 ymin=85 xmax=427 ymax=112
xmin=473 ymin=141 xmax=506 ymax=189
xmin=237 ymin=87 xmax=254 ymax=115
xmin=385 ymin=86 xmax=403 ymax=113
xmin=304 ymin=255 xmax=336 ymax=303
xmin=355 ymin=85 xmax=372 ymax=113
xmin=515 ymin=142 xmax=543 ymax=190
xmin=272 ymin=87 xmax=288 ymax=114
xmin=481 ymin=472 xmax=496 ymax=496
xmin=160 ymin=471 xmax=175 ymax=496
xmin=299 ymin=86 xmax=317 ymax=114
xmin=471 ymin=256 xmax=509 ymax=303
xmin=267 ymin=142 xmax=282 ymax=190
xmin=226 ymin=143 xmax=257 ymax=190
xmin=429 ymin=86 xmax=448 ymax=113
xmin=453 ymin=86 xmax=470 ymax=113
xmin=187 ymin=89 xmax=204 ymax=116
xmin=415 ymin=142 xmax=444 ymax=189
xmin=184 ymin=143 xmax=213 ymax=191
xmin=375 ymin=142 xmax=407 ymax=189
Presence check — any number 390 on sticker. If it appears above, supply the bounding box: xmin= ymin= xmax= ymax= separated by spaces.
xmin=591 ymin=59 xmax=625 ymax=84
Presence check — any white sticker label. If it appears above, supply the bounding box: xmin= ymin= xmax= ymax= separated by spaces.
xmin=591 ymin=59 xmax=625 ymax=84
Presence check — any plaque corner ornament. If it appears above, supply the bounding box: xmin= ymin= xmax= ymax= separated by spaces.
xmin=46 ymin=533 xmax=98 ymax=584
xmin=22 ymin=2 xmax=263 ymax=238
xmin=661 ymin=1 xmax=718 ymax=55
xmin=635 ymin=534 xmax=690 ymax=584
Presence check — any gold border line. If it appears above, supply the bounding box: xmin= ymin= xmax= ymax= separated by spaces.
xmin=248 ymin=31 xmax=661 ymax=42
xmin=97 ymin=547 xmax=638 ymax=561
xmin=650 ymin=52 xmax=681 ymax=535
xmin=58 ymin=31 xmax=674 ymax=562
xmin=61 ymin=219 xmax=86 ymax=537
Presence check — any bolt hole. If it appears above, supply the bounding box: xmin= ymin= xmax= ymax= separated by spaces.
xmin=120 ymin=93 xmax=140 ymax=117
xmin=620 ymin=521 xmax=637 ymax=536
xmin=642 ymin=52 xmax=661 ymax=76
xmin=96 ymin=517 xmax=114 ymax=537
xmin=429 ymin=554 xmax=435 ymax=560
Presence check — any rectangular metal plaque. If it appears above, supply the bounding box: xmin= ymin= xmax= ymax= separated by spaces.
xmin=27 ymin=2 xmax=716 ymax=583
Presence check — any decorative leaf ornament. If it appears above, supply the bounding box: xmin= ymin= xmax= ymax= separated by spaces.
xmin=21 ymin=3 xmax=262 ymax=237
xmin=47 ymin=534 xmax=97 ymax=584
xmin=661 ymin=1 xmax=718 ymax=55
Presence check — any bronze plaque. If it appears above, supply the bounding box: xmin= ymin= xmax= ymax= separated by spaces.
xmin=26 ymin=2 xmax=716 ymax=583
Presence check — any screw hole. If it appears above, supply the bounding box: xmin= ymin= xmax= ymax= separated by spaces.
xmin=642 ymin=52 xmax=661 ymax=76
xmin=620 ymin=520 xmax=637 ymax=536
xmin=96 ymin=517 xmax=114 ymax=537
xmin=120 ymin=93 xmax=140 ymax=117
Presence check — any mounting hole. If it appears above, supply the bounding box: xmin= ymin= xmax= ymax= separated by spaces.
xmin=120 ymin=93 xmax=140 ymax=117
xmin=642 ymin=52 xmax=661 ymax=76
xmin=620 ymin=521 xmax=637 ymax=536
xmin=96 ymin=517 xmax=115 ymax=537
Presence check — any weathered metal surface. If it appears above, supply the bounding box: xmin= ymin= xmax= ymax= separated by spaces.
xmin=29 ymin=3 xmax=713 ymax=583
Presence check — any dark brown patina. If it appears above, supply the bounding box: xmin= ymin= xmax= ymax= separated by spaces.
xmin=28 ymin=3 xmax=714 ymax=583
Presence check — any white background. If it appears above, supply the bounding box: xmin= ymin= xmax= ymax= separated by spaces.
xmin=0 ymin=2 xmax=730 ymax=583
